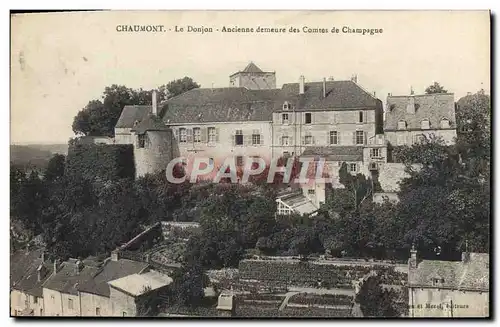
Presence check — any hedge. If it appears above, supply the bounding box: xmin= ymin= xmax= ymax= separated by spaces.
xmin=65 ymin=143 xmax=135 ymax=181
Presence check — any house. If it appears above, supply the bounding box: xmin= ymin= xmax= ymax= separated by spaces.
xmin=10 ymin=248 xmax=53 ymax=316
xmin=385 ymin=93 xmax=457 ymax=147
xmin=107 ymin=270 xmax=173 ymax=316
xmin=276 ymin=189 xmax=318 ymax=216
xmin=42 ymin=258 xmax=100 ymax=316
xmin=407 ymin=247 xmax=489 ymax=317
xmin=77 ymin=254 xmax=149 ymax=316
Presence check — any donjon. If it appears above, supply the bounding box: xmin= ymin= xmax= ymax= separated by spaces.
xmin=229 ymin=62 xmax=276 ymax=90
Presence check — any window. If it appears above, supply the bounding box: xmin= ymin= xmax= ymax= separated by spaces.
xmin=51 ymin=295 xmax=55 ymax=303
xmin=359 ymin=111 xmax=364 ymax=123
xmin=349 ymin=163 xmax=357 ymax=173
xmin=278 ymin=202 xmax=292 ymax=215
xmin=123 ymin=312 xmax=127 ymax=317
xmin=252 ymin=133 xmax=261 ymax=145
xmin=96 ymin=307 xmax=101 ymax=316
xmin=282 ymin=113 xmax=289 ymax=124
xmin=370 ymin=148 xmax=381 ymax=158
xmin=305 ymin=113 xmax=312 ymax=124
xmin=308 ymin=189 xmax=315 ymax=195
xmin=209 ymin=158 xmax=214 ymax=167
xmin=397 ymin=120 xmax=407 ymax=130
xmin=193 ymin=127 xmax=201 ymax=143
xmin=414 ymin=134 xmax=425 ymax=144
xmin=137 ymin=134 xmax=147 ymax=148
xmin=305 ymin=135 xmax=313 ymax=145
xmin=236 ymin=156 xmax=244 ymax=167
xmin=283 ymin=102 xmax=290 ymax=110
xmin=329 ymin=131 xmax=338 ymax=145
xmin=440 ymin=118 xmax=450 ymax=129
xmin=208 ymin=127 xmax=216 ymax=143
xmin=432 ymin=278 xmax=445 ymax=286
xmin=68 ymin=299 xmax=73 ymax=310
xmin=355 ymin=131 xmax=364 ymax=145
xmin=33 ymin=296 xmax=38 ymax=304
xmin=179 ymin=128 xmax=187 ymax=143
xmin=397 ymin=134 xmax=406 ymax=145
xmin=283 ymin=151 xmax=290 ymax=158
xmin=281 ymin=136 xmax=289 ymax=146
xmin=40 ymin=309 xmax=43 ymax=316
xmin=421 ymin=119 xmax=430 ymax=130
xmin=235 ymin=130 xmax=243 ymax=145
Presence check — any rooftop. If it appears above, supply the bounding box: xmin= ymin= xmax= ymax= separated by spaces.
xmin=301 ymin=146 xmax=364 ymax=162
xmin=78 ymin=258 xmax=149 ymax=297
xmin=409 ymin=252 xmax=489 ymax=291
xmin=385 ymin=93 xmax=456 ymax=131
xmin=43 ymin=261 xmax=100 ymax=296
xmin=108 ymin=270 xmax=173 ymax=297
xmin=11 ymin=249 xmax=54 ymax=297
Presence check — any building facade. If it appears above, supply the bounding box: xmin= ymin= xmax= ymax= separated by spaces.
xmin=407 ymin=248 xmax=489 ymax=317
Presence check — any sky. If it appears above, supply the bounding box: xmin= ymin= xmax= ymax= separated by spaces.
xmin=10 ymin=10 xmax=490 ymax=144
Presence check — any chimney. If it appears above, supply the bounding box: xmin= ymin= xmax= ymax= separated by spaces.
xmin=322 ymin=78 xmax=326 ymax=98
xmin=409 ymin=244 xmax=418 ymax=269
xmin=462 ymin=239 xmax=470 ymax=262
xmin=299 ymin=75 xmax=305 ymax=95
xmin=410 ymin=86 xmax=414 ymax=95
xmin=406 ymin=96 xmax=415 ymax=114
xmin=37 ymin=264 xmax=46 ymax=282
xmin=111 ymin=250 xmax=120 ymax=262
xmin=387 ymin=92 xmax=392 ymax=97
xmin=53 ymin=259 xmax=60 ymax=276
xmin=351 ymin=74 xmax=357 ymax=83
xmin=152 ymin=90 xmax=157 ymax=116
xmin=145 ymin=253 xmax=151 ymax=263
xmin=373 ymin=91 xmax=376 ymax=97
xmin=75 ymin=260 xmax=83 ymax=275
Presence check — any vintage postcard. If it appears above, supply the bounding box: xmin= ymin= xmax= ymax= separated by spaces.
xmin=10 ymin=10 xmax=491 ymax=318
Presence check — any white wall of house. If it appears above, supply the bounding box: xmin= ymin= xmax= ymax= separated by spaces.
xmin=79 ymin=292 xmax=112 ymax=317
xmin=10 ymin=290 xmax=44 ymax=316
xmin=385 ymin=129 xmax=457 ymax=146
xmin=109 ymin=286 xmax=137 ymax=317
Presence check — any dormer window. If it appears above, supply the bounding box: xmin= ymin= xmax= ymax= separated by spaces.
xmin=283 ymin=102 xmax=291 ymax=111
xmin=397 ymin=120 xmax=407 ymax=130
xmin=432 ymin=278 xmax=445 ymax=286
xmin=133 ymin=120 xmax=139 ymax=127
xmin=421 ymin=119 xmax=430 ymax=130
xmin=440 ymin=118 xmax=450 ymax=129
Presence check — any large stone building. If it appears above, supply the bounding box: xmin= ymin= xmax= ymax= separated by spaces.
xmin=407 ymin=248 xmax=489 ymax=317
xmin=112 ymin=62 xmax=458 ymax=209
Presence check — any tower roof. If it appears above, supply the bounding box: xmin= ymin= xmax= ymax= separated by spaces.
xmin=242 ymin=62 xmax=264 ymax=73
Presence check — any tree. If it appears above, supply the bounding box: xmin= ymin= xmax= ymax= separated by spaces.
xmin=425 ymin=82 xmax=448 ymax=94
xmin=169 ymin=263 xmax=207 ymax=307
xmin=356 ymin=275 xmax=400 ymax=317
xmin=44 ymin=154 xmax=66 ymax=182
xmin=338 ymin=162 xmax=373 ymax=211
xmin=164 ymin=77 xmax=200 ymax=99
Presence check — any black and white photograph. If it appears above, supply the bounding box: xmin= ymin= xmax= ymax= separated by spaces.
xmin=9 ymin=10 xmax=491 ymax=319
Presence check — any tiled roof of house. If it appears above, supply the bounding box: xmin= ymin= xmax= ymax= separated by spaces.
xmin=43 ymin=260 xmax=100 ymax=296
xmin=384 ymin=93 xmax=456 ymax=131
xmin=11 ymin=248 xmax=54 ymax=297
xmin=275 ymin=80 xmax=381 ymax=111
xmin=162 ymin=87 xmax=279 ymax=124
xmin=78 ymin=258 xmax=149 ymax=297
xmin=11 ymin=248 xmax=42 ymax=288
xmin=409 ymin=253 xmax=489 ymax=291
xmin=242 ymin=62 xmax=264 ymax=73
xmin=115 ymin=105 xmax=151 ymax=128
xmin=301 ymin=146 xmax=364 ymax=162
xmin=277 ymin=192 xmax=318 ymax=215
xmin=131 ymin=114 xmax=170 ymax=134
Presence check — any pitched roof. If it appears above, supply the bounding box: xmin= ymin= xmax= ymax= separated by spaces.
xmin=275 ymin=80 xmax=380 ymax=111
xmin=11 ymin=248 xmax=42 ymax=288
xmin=131 ymin=114 xmax=170 ymax=134
xmin=108 ymin=271 xmax=173 ymax=297
xmin=409 ymin=253 xmax=489 ymax=291
xmin=162 ymin=88 xmax=279 ymax=124
xmin=242 ymin=62 xmax=264 ymax=73
xmin=11 ymin=249 xmax=54 ymax=297
xmin=277 ymin=192 xmax=318 ymax=215
xmin=43 ymin=261 xmax=100 ymax=295
xmin=301 ymin=146 xmax=364 ymax=162
xmin=78 ymin=258 xmax=149 ymax=297
xmin=384 ymin=93 xmax=456 ymax=131
xmin=115 ymin=105 xmax=151 ymax=129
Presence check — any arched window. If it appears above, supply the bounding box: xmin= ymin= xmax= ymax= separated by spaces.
xmin=421 ymin=119 xmax=430 ymax=130
xmin=440 ymin=118 xmax=450 ymax=129
xmin=397 ymin=120 xmax=407 ymax=130
xmin=283 ymin=101 xmax=290 ymax=110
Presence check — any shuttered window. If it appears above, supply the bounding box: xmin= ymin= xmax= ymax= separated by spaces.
xmin=208 ymin=127 xmax=216 ymax=143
